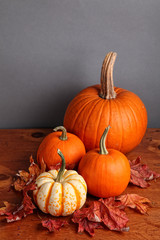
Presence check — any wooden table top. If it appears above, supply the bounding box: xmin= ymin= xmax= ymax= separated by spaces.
xmin=0 ymin=128 xmax=160 ymax=240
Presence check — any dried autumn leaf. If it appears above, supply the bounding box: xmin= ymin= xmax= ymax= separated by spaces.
xmin=72 ymin=197 xmax=129 ymax=236
xmin=99 ymin=198 xmax=129 ymax=231
xmin=99 ymin=197 xmax=122 ymax=208
xmin=1 ymin=155 xmax=45 ymax=223
xmin=130 ymin=168 xmax=149 ymax=188
xmin=77 ymin=218 xmax=102 ymax=237
xmin=1 ymin=182 xmax=36 ymax=222
xmin=0 ymin=201 xmax=16 ymax=216
xmin=29 ymin=156 xmax=41 ymax=178
xmin=29 ymin=155 xmax=46 ymax=178
xmin=13 ymin=156 xmax=46 ymax=192
xmin=72 ymin=207 xmax=102 ymax=236
xmin=129 ymin=156 xmax=160 ymax=188
xmin=17 ymin=170 xmax=30 ymax=182
xmin=39 ymin=157 xmax=46 ymax=173
xmin=22 ymin=182 xmax=37 ymax=214
xmin=86 ymin=201 xmax=102 ymax=222
xmin=13 ymin=178 xmax=25 ymax=191
xmin=42 ymin=219 xmax=68 ymax=232
xmin=14 ymin=171 xmax=30 ymax=191
xmin=117 ymin=194 xmax=151 ymax=214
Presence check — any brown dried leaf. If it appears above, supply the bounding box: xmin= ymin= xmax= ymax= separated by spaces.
xmin=39 ymin=158 xmax=46 ymax=173
xmin=117 ymin=194 xmax=151 ymax=214
xmin=13 ymin=177 xmax=27 ymax=191
xmin=29 ymin=156 xmax=41 ymax=178
xmin=2 ymin=182 xmax=36 ymax=222
xmin=129 ymin=156 xmax=160 ymax=188
xmin=0 ymin=201 xmax=16 ymax=216
xmin=42 ymin=219 xmax=68 ymax=232
xmin=13 ymin=155 xmax=46 ymax=192
xmin=17 ymin=170 xmax=30 ymax=182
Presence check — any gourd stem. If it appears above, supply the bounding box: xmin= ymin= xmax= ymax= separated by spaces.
xmin=56 ymin=149 xmax=66 ymax=182
xmin=99 ymin=126 xmax=111 ymax=155
xmin=99 ymin=52 xmax=117 ymax=99
xmin=53 ymin=126 xmax=68 ymax=141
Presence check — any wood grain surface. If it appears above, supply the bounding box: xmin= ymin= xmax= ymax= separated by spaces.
xmin=0 ymin=128 xmax=160 ymax=240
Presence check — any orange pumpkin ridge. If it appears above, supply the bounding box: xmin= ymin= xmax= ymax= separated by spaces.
xmin=64 ymin=52 xmax=147 ymax=153
xmin=45 ymin=182 xmax=54 ymax=213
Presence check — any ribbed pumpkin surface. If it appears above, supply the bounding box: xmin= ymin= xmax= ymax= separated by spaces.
xmin=33 ymin=169 xmax=87 ymax=216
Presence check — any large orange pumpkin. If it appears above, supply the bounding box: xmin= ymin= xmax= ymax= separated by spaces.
xmin=64 ymin=52 xmax=147 ymax=153
xmin=37 ymin=126 xmax=86 ymax=170
xmin=78 ymin=126 xmax=131 ymax=198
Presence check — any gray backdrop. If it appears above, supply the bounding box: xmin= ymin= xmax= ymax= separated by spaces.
xmin=0 ymin=0 xmax=160 ymax=128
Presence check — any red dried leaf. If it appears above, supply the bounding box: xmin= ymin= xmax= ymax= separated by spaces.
xmin=0 ymin=201 xmax=16 ymax=216
xmin=23 ymin=181 xmax=37 ymax=192
xmin=72 ymin=207 xmax=102 ymax=236
xmin=1 ymin=182 xmax=36 ymax=222
xmin=72 ymin=197 xmax=129 ymax=236
xmin=2 ymin=155 xmax=44 ymax=223
xmin=130 ymin=169 xmax=149 ymax=188
xmin=99 ymin=197 xmax=122 ymax=208
xmin=117 ymin=194 xmax=151 ymax=214
xmin=129 ymin=156 xmax=160 ymax=188
xmin=99 ymin=198 xmax=129 ymax=231
xmin=77 ymin=218 xmax=102 ymax=237
xmin=42 ymin=219 xmax=68 ymax=232
xmin=22 ymin=182 xmax=37 ymax=214
xmin=86 ymin=201 xmax=102 ymax=222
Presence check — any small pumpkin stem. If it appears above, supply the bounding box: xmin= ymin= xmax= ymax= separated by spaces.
xmin=99 ymin=126 xmax=111 ymax=155
xmin=99 ymin=52 xmax=117 ymax=99
xmin=55 ymin=149 xmax=66 ymax=182
xmin=53 ymin=126 xmax=68 ymax=141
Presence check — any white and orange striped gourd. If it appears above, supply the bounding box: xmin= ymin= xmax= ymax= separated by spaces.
xmin=33 ymin=149 xmax=87 ymax=216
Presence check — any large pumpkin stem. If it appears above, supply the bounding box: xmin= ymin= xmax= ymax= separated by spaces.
xmin=99 ymin=126 xmax=111 ymax=155
xmin=56 ymin=149 xmax=66 ymax=182
xmin=100 ymin=52 xmax=117 ymax=99
xmin=53 ymin=126 xmax=68 ymax=141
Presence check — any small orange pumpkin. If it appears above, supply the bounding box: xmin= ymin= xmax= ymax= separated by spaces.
xmin=64 ymin=52 xmax=147 ymax=153
xmin=78 ymin=126 xmax=130 ymax=198
xmin=37 ymin=126 xmax=86 ymax=170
